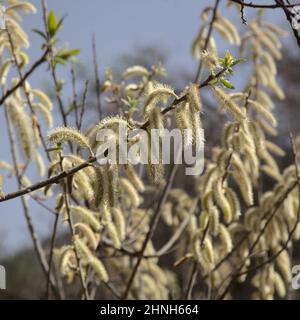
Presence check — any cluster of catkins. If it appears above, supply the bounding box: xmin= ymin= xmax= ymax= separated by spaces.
xmin=0 ymin=1 xmax=299 ymax=300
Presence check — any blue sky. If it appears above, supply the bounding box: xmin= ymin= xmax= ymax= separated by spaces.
xmin=0 ymin=0 xmax=292 ymax=256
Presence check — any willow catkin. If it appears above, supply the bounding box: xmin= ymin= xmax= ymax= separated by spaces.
xmin=225 ymin=187 xmax=241 ymax=219
xmin=219 ymin=224 xmax=233 ymax=254
xmin=106 ymin=221 xmax=121 ymax=249
xmin=48 ymin=127 xmax=92 ymax=152
xmin=144 ymin=83 xmax=178 ymax=108
xmin=217 ymin=16 xmax=241 ymax=45
xmin=231 ymin=154 xmax=254 ymax=205
xmin=100 ymin=164 xmax=118 ymax=207
xmin=203 ymin=238 xmax=215 ymax=265
xmin=199 ymin=50 xmax=220 ymax=72
xmin=6 ymin=2 xmax=37 ymax=14
xmin=97 ymin=115 xmax=129 ymax=132
xmin=124 ymin=164 xmax=145 ymax=192
xmin=212 ymin=87 xmax=246 ymax=120
xmin=30 ymin=89 xmax=52 ymax=109
xmin=265 ymin=140 xmax=285 ymax=157
xmin=35 ymin=151 xmax=45 ymax=177
xmin=0 ymin=59 xmax=13 ymax=85
xmin=5 ymin=18 xmax=30 ymax=48
xmin=73 ymin=235 xmax=93 ymax=263
xmin=112 ymin=207 xmax=126 ymax=241
xmin=89 ymin=256 xmax=109 ymax=282
xmin=122 ymin=65 xmax=149 ymax=79
xmin=32 ymin=103 xmax=53 ymax=128
xmin=74 ymin=222 xmax=99 ymax=251
xmin=213 ymin=21 xmax=235 ymax=44
xmin=69 ymin=206 xmax=101 ymax=231
xmin=214 ymin=179 xmax=232 ymax=223
xmin=247 ymin=99 xmax=277 ymax=127
xmin=58 ymin=246 xmax=74 ymax=276
xmin=7 ymin=98 xmax=35 ymax=160
xmin=175 ymin=102 xmax=192 ymax=145
xmin=273 ymin=272 xmax=286 ymax=298
xmin=275 ymin=249 xmax=292 ymax=283
xmin=120 ymin=177 xmax=141 ymax=208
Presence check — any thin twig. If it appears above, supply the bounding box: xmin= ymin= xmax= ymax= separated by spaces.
xmin=230 ymin=0 xmax=300 ymax=9
xmin=46 ymin=213 xmax=60 ymax=299
xmin=92 ymin=33 xmax=102 ymax=120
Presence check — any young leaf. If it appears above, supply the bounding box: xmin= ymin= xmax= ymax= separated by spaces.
xmin=225 ymin=50 xmax=231 ymax=66
xmin=56 ymin=49 xmax=80 ymax=61
xmin=231 ymin=58 xmax=246 ymax=66
xmin=32 ymin=29 xmax=47 ymax=40
xmin=221 ymin=79 xmax=235 ymax=89
xmin=209 ymin=78 xmax=219 ymax=85
xmin=48 ymin=10 xmax=58 ymax=37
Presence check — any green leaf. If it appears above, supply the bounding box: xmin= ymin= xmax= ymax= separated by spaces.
xmin=54 ymin=56 xmax=66 ymax=66
xmin=209 ymin=78 xmax=219 ymax=85
xmin=32 ymin=29 xmax=47 ymax=40
xmin=225 ymin=50 xmax=231 ymax=66
xmin=56 ymin=49 xmax=80 ymax=61
xmin=231 ymin=58 xmax=246 ymax=66
xmin=48 ymin=10 xmax=58 ymax=37
xmin=221 ymin=79 xmax=235 ymax=90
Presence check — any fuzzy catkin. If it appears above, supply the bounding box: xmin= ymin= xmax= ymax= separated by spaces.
xmin=70 ymin=206 xmax=101 ymax=231
xmin=89 ymin=257 xmax=109 ymax=283
xmin=48 ymin=127 xmax=92 ymax=152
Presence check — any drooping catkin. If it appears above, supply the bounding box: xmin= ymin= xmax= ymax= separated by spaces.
xmin=7 ymin=98 xmax=35 ymax=160
xmin=214 ymin=179 xmax=232 ymax=223
xmin=112 ymin=207 xmax=126 ymax=241
xmin=231 ymin=154 xmax=254 ymax=205
xmin=97 ymin=115 xmax=129 ymax=132
xmin=144 ymin=83 xmax=178 ymax=109
xmin=57 ymin=246 xmax=74 ymax=276
xmin=247 ymin=99 xmax=277 ymax=127
xmin=203 ymin=238 xmax=215 ymax=265
xmin=32 ymin=103 xmax=53 ymax=128
xmin=89 ymin=256 xmax=109 ymax=282
xmin=175 ymin=102 xmax=192 ymax=145
xmin=218 ymin=224 xmax=233 ymax=254
xmin=122 ymin=65 xmax=149 ymax=79
xmin=6 ymin=2 xmax=37 ymax=14
xmin=120 ymin=177 xmax=141 ymax=208
xmin=212 ymin=87 xmax=246 ymax=120
xmin=73 ymin=235 xmax=93 ymax=263
xmin=124 ymin=164 xmax=145 ymax=192
xmin=30 ymin=89 xmax=52 ymax=109
xmin=74 ymin=223 xmax=99 ymax=250
xmin=100 ymin=164 xmax=118 ymax=207
xmin=187 ymin=84 xmax=201 ymax=112
xmin=70 ymin=206 xmax=101 ymax=231
xmin=48 ymin=127 xmax=92 ymax=153
xmin=106 ymin=221 xmax=121 ymax=249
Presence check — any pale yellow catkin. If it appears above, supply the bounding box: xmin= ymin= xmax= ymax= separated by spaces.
xmin=112 ymin=207 xmax=126 ymax=241
xmin=89 ymin=256 xmax=109 ymax=282
xmin=218 ymin=224 xmax=233 ymax=254
xmin=48 ymin=127 xmax=92 ymax=152
xmin=74 ymin=222 xmax=99 ymax=251
xmin=70 ymin=206 xmax=101 ymax=231
xmin=106 ymin=221 xmax=121 ymax=249
xmin=214 ymin=179 xmax=232 ymax=223
xmin=7 ymin=99 xmax=35 ymax=160
xmin=122 ymin=65 xmax=149 ymax=79
xmin=124 ymin=164 xmax=145 ymax=192
xmin=212 ymin=87 xmax=246 ymax=120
